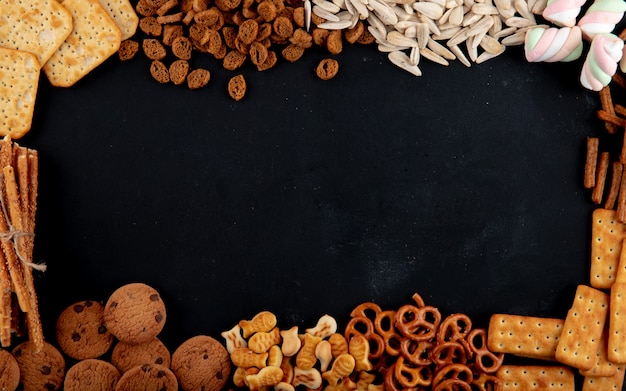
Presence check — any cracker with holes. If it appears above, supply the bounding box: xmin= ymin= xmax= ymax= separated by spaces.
xmin=582 ymin=365 xmax=625 ymax=391
xmin=0 ymin=0 xmax=73 ymax=68
xmin=590 ymin=208 xmax=626 ymax=289
xmin=497 ymin=365 xmax=575 ymax=390
xmin=555 ymin=285 xmax=609 ymax=371
xmin=609 ymin=282 xmax=626 ymax=363
xmin=43 ymin=0 xmax=122 ymax=87
xmin=97 ymin=0 xmax=139 ymax=40
xmin=0 ymin=48 xmax=41 ymax=139
xmin=487 ymin=314 xmax=563 ymax=360
xmin=580 ymin=329 xmax=616 ymax=377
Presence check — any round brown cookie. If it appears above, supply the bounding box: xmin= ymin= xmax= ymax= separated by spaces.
xmin=64 ymin=358 xmax=121 ymax=391
xmin=111 ymin=337 xmax=172 ymax=373
xmin=115 ymin=363 xmax=178 ymax=391
xmin=171 ymin=335 xmax=231 ymax=391
xmin=0 ymin=348 xmax=20 ymax=391
xmin=103 ymin=282 xmax=167 ymax=345
xmin=56 ymin=300 xmax=114 ymax=360
xmin=12 ymin=341 xmax=65 ymax=391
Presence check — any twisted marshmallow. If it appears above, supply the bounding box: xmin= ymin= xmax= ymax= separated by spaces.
xmin=542 ymin=0 xmax=587 ymax=27
xmin=580 ymin=33 xmax=624 ymax=91
xmin=524 ymin=26 xmax=584 ymax=62
xmin=577 ymin=0 xmax=626 ymax=39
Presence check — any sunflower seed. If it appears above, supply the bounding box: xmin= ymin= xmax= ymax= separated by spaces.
xmin=347 ymin=0 xmax=370 ymax=18
xmin=316 ymin=19 xmax=355 ymax=28
xmin=432 ymin=25 xmax=462 ymax=40
xmin=313 ymin=0 xmax=343 ymax=12
xmin=304 ymin=0 xmax=312 ymax=30
xmin=478 ymin=34 xmax=502 ymax=53
xmin=449 ymin=44 xmax=471 ymax=66
xmin=387 ymin=30 xmax=419 ymax=46
xmin=513 ymin=0 xmax=535 ymax=22
xmin=466 ymin=35 xmax=478 ymax=60
xmin=427 ymin=37 xmax=457 ymax=58
xmin=466 ymin=15 xmax=493 ymax=36
xmin=500 ymin=29 xmax=526 ymax=44
xmin=388 ymin=50 xmax=423 ymax=75
xmin=412 ymin=2 xmax=445 ymax=19
xmin=446 ymin=25 xmax=470 ymax=46
xmin=504 ymin=16 xmax=534 ymax=27
xmin=421 ymin=47 xmax=449 ymax=64
xmin=448 ymin=5 xmax=465 ymax=25
xmin=471 ymin=3 xmax=499 ymax=13
xmin=369 ymin=0 xmax=399 ymax=24
xmin=313 ymin=5 xmax=341 ymax=20
xmin=368 ymin=24 xmax=388 ymax=43
xmin=416 ymin=22 xmax=430 ymax=48
xmin=475 ymin=44 xmax=505 ymax=62
xmin=409 ymin=46 xmax=420 ymax=64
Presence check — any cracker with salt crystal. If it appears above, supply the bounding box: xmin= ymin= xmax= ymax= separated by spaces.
xmin=609 ymin=282 xmax=626 ymax=363
xmin=0 ymin=48 xmax=40 ymax=139
xmin=582 ymin=365 xmax=625 ymax=391
xmin=497 ymin=365 xmax=575 ymax=390
xmin=555 ymin=285 xmax=608 ymax=371
xmin=43 ymin=0 xmax=122 ymax=87
xmin=590 ymin=208 xmax=626 ymax=289
xmin=97 ymin=0 xmax=139 ymax=40
xmin=0 ymin=0 xmax=73 ymax=68
xmin=487 ymin=314 xmax=563 ymax=360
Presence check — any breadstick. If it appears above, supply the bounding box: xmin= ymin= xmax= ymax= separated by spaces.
xmin=600 ymin=86 xmax=618 ymax=133
xmin=585 ymin=137 xmax=599 ymax=189
xmin=592 ymin=152 xmax=610 ymax=204
xmin=605 ymin=162 xmax=623 ymax=209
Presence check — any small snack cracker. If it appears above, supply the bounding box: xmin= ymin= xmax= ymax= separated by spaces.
xmin=582 ymin=365 xmax=625 ymax=391
xmin=0 ymin=48 xmax=41 ymax=139
xmin=97 ymin=0 xmax=139 ymax=40
xmin=43 ymin=0 xmax=122 ymax=87
xmin=590 ymin=208 xmax=626 ymax=289
xmin=555 ymin=285 xmax=609 ymax=371
xmin=609 ymin=282 xmax=626 ymax=363
xmin=487 ymin=314 xmax=564 ymax=360
xmin=580 ymin=329 xmax=617 ymax=377
xmin=0 ymin=0 xmax=73 ymax=67
xmin=497 ymin=365 xmax=575 ymax=390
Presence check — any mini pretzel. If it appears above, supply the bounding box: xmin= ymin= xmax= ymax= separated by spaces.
xmin=437 ymin=313 xmax=472 ymax=344
xmin=410 ymin=292 xmax=426 ymax=307
xmin=374 ymin=310 xmax=403 ymax=357
xmin=433 ymin=379 xmax=472 ymax=391
xmin=393 ymin=355 xmax=432 ymax=388
xmin=395 ymin=304 xmax=441 ymax=342
xmin=466 ymin=329 xmax=503 ymax=374
xmin=344 ymin=316 xmax=385 ymax=359
xmin=471 ymin=372 xmax=502 ymax=391
xmin=383 ymin=363 xmax=407 ymax=391
xmin=399 ymin=338 xmax=433 ymax=366
xmin=349 ymin=302 xmax=382 ymax=321
xmin=430 ymin=341 xmax=468 ymax=368
xmin=432 ymin=363 xmax=473 ymax=389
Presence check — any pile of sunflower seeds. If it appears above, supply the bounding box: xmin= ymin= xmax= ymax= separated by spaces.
xmin=309 ymin=0 xmax=548 ymax=75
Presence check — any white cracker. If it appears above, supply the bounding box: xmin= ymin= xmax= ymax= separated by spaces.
xmin=97 ymin=0 xmax=140 ymax=40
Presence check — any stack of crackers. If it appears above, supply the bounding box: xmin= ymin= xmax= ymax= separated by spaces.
xmin=486 ymin=208 xmax=626 ymax=390
xmin=0 ymin=0 xmax=139 ymax=140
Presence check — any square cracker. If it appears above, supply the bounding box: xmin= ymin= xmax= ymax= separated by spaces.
xmin=0 ymin=48 xmax=41 ymax=139
xmin=580 ymin=329 xmax=617 ymax=377
xmin=43 ymin=0 xmax=122 ymax=87
xmin=497 ymin=365 xmax=575 ymax=390
xmin=555 ymin=285 xmax=609 ymax=371
xmin=487 ymin=314 xmax=563 ymax=360
xmin=590 ymin=208 xmax=626 ymax=289
xmin=0 ymin=0 xmax=73 ymax=68
xmin=97 ymin=0 xmax=139 ymax=40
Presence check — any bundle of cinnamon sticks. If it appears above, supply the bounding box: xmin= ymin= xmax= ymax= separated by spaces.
xmin=0 ymin=136 xmax=44 ymax=352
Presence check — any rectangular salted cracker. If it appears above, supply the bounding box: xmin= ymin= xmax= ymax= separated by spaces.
xmin=43 ymin=0 xmax=122 ymax=87
xmin=487 ymin=314 xmax=563 ymax=360
xmin=97 ymin=0 xmax=139 ymax=40
xmin=0 ymin=48 xmax=41 ymax=139
xmin=555 ymin=285 xmax=609 ymax=371
xmin=0 ymin=0 xmax=73 ymax=68
xmin=609 ymin=282 xmax=626 ymax=363
xmin=580 ymin=329 xmax=617 ymax=377
xmin=497 ymin=365 xmax=575 ymax=391
xmin=582 ymin=365 xmax=625 ymax=391
xmin=590 ymin=208 xmax=626 ymax=289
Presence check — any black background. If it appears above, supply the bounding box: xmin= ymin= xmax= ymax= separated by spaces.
xmin=19 ymin=23 xmax=606 ymax=375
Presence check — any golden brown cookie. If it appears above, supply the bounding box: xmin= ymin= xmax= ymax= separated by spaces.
xmin=115 ymin=363 xmax=178 ymax=391
xmin=111 ymin=337 xmax=172 ymax=373
xmin=171 ymin=335 xmax=232 ymax=391
xmin=12 ymin=341 xmax=66 ymax=391
xmin=103 ymin=283 xmax=167 ymax=345
xmin=63 ymin=359 xmax=121 ymax=391
xmin=56 ymin=300 xmax=114 ymax=360
xmin=0 ymin=348 xmax=20 ymax=391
